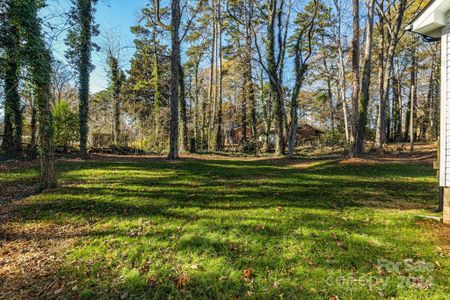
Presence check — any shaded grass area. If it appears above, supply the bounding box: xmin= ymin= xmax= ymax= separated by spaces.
xmin=1 ymin=157 xmax=449 ymax=299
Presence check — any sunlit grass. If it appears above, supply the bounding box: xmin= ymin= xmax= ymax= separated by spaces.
xmin=3 ymin=158 xmax=449 ymax=299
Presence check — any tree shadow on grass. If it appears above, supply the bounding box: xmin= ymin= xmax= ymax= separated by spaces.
xmin=0 ymin=156 xmax=444 ymax=299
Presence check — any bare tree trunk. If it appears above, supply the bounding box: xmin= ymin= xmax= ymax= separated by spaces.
xmin=207 ymin=0 xmax=216 ymax=150
xmin=150 ymin=28 xmax=162 ymax=150
xmin=422 ymin=62 xmax=434 ymax=140
xmin=349 ymin=0 xmax=360 ymax=157
xmin=430 ymin=43 xmax=440 ymax=141
xmin=375 ymin=0 xmax=407 ymax=149
xmin=215 ymin=0 xmax=224 ymax=151
xmin=326 ymin=73 xmax=335 ymax=131
xmin=2 ymin=57 xmax=20 ymax=157
xmin=179 ymin=64 xmax=188 ymax=153
xmin=108 ymin=55 xmax=122 ymax=145
xmin=201 ymin=88 xmax=207 ymax=150
xmin=168 ymin=0 xmax=181 ymax=160
xmin=334 ymin=0 xmax=349 ymax=142
xmin=392 ymin=75 xmax=402 ymax=142
xmin=321 ymin=34 xmax=335 ymax=131
xmin=375 ymin=2 xmax=385 ymax=148
xmin=409 ymin=38 xmax=417 ymax=152
xmin=30 ymin=98 xmax=37 ymax=150
xmin=260 ymin=70 xmax=272 ymax=152
xmin=237 ymin=37 xmax=248 ymax=144
xmin=193 ymin=60 xmax=200 ymax=151
xmin=353 ymin=0 xmax=375 ymax=155
xmin=287 ymin=1 xmax=317 ymax=158
xmin=267 ymin=0 xmax=284 ymax=156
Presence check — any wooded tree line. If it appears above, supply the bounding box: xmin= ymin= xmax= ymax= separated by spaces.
xmin=0 ymin=0 xmax=440 ymax=186
xmin=118 ymin=0 xmax=437 ymax=157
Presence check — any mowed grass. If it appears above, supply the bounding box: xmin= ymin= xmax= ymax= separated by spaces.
xmin=1 ymin=157 xmax=449 ymax=299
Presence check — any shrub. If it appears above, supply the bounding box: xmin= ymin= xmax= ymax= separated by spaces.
xmin=52 ymin=100 xmax=79 ymax=148
xmin=316 ymin=131 xmax=348 ymax=148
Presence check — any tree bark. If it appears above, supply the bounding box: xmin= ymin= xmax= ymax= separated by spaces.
xmin=78 ymin=0 xmax=94 ymax=158
xmin=375 ymin=0 xmax=407 ymax=148
xmin=421 ymin=60 xmax=434 ymax=140
xmin=266 ymin=0 xmax=284 ymax=156
xmin=179 ymin=64 xmax=188 ymax=153
xmin=207 ymin=0 xmax=216 ymax=150
xmin=349 ymin=0 xmax=360 ymax=157
xmin=375 ymin=1 xmax=385 ymax=148
xmin=193 ymin=59 xmax=200 ymax=151
xmin=431 ymin=43 xmax=440 ymax=141
xmin=392 ymin=74 xmax=402 ymax=142
xmin=409 ymin=38 xmax=417 ymax=152
xmin=20 ymin=0 xmax=56 ymax=188
xmin=215 ymin=0 xmax=224 ymax=151
xmin=108 ymin=55 xmax=122 ymax=145
xmin=168 ymin=0 xmax=181 ymax=160
xmin=333 ymin=0 xmax=349 ymax=142
xmin=30 ymin=98 xmax=37 ymax=150
xmin=287 ymin=1 xmax=317 ymax=158
xmin=152 ymin=37 xmax=161 ymax=149
xmin=2 ymin=56 xmax=20 ymax=157
xmin=353 ymin=0 xmax=375 ymax=155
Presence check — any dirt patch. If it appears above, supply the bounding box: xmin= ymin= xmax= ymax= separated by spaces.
xmin=0 ymin=200 xmax=82 ymax=299
xmin=0 ymin=159 xmax=39 ymax=172
xmin=340 ymin=146 xmax=436 ymax=165
xmin=417 ymin=221 xmax=450 ymax=254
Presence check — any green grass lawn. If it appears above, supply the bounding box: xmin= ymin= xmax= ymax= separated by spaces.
xmin=1 ymin=156 xmax=449 ymax=299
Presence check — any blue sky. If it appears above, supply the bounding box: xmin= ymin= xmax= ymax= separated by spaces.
xmin=44 ymin=0 xmax=149 ymax=93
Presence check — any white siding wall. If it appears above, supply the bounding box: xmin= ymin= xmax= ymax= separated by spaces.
xmin=442 ymin=11 xmax=450 ymax=186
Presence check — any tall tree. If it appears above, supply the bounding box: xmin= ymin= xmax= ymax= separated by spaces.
xmin=19 ymin=0 xmax=56 ymax=188
xmin=332 ymin=0 xmax=350 ymax=143
xmin=179 ymin=63 xmax=188 ymax=152
xmin=375 ymin=0 xmax=407 ymax=148
xmin=349 ymin=0 xmax=360 ymax=157
xmin=409 ymin=36 xmax=417 ymax=152
xmin=287 ymin=0 xmax=319 ymax=158
xmin=155 ymin=0 xmax=181 ymax=160
xmin=1 ymin=0 xmax=22 ymax=157
xmin=186 ymin=44 xmax=205 ymax=152
xmin=376 ymin=0 xmax=385 ymax=146
xmin=108 ymin=54 xmax=124 ymax=145
xmin=66 ymin=0 xmax=99 ymax=157
xmin=353 ymin=0 xmax=376 ymax=155
xmin=215 ymin=0 xmax=224 ymax=151
xmin=254 ymin=0 xmax=285 ymax=156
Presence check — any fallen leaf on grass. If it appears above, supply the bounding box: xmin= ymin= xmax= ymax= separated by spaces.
xmin=255 ymin=225 xmax=265 ymax=231
xmin=228 ymin=243 xmax=238 ymax=252
xmin=243 ymin=269 xmax=254 ymax=278
xmin=146 ymin=277 xmax=158 ymax=287
xmin=173 ymin=274 xmax=190 ymax=289
xmin=276 ymin=206 xmax=284 ymax=212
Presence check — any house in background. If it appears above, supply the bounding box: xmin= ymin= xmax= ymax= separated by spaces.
xmin=258 ymin=124 xmax=324 ymax=149
xmin=225 ymin=125 xmax=253 ymax=146
xmin=409 ymin=0 xmax=450 ymax=224
xmin=296 ymin=124 xmax=324 ymax=144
